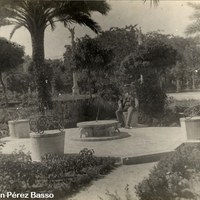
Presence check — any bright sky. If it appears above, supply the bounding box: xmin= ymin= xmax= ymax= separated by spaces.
xmin=0 ymin=0 xmax=197 ymax=59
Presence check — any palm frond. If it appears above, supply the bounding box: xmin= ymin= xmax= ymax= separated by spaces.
xmin=2 ymin=6 xmax=29 ymax=28
xmin=189 ymin=11 xmax=200 ymax=20
xmin=185 ymin=21 xmax=200 ymax=35
xmin=188 ymin=2 xmax=200 ymax=10
xmin=47 ymin=17 xmax=56 ymax=31
xmin=143 ymin=0 xmax=159 ymax=7
xmin=53 ymin=0 xmax=110 ymax=21
xmin=186 ymin=3 xmax=200 ymax=35
xmin=83 ymin=1 xmax=110 ymax=15
xmin=10 ymin=24 xmax=23 ymax=39
xmin=60 ymin=13 xmax=101 ymax=34
xmin=0 ymin=18 xmax=12 ymax=26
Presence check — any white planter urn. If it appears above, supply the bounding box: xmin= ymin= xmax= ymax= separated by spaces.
xmin=8 ymin=119 xmax=31 ymax=138
xmin=30 ymin=130 xmax=65 ymax=162
xmin=180 ymin=117 xmax=200 ymax=140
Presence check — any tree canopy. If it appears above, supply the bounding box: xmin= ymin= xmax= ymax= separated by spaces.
xmin=0 ymin=0 xmax=110 ymax=111
xmin=120 ymin=32 xmax=177 ymax=82
xmin=0 ymin=37 xmax=24 ymax=105
xmin=0 ymin=38 xmax=24 ymax=72
xmin=73 ymin=36 xmax=113 ymax=96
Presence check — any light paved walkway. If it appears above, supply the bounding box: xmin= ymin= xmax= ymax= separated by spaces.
xmin=65 ymin=127 xmax=185 ymax=158
xmin=1 ymin=127 xmax=185 ymax=161
xmin=168 ymin=91 xmax=200 ymax=100
xmin=69 ymin=162 xmax=157 ymax=200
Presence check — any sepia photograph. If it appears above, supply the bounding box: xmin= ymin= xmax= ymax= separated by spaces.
xmin=1 ymin=0 xmax=200 ymax=199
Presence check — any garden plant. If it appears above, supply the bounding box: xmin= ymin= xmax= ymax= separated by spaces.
xmin=135 ymin=143 xmax=200 ymax=200
xmin=0 ymin=148 xmax=117 ymax=199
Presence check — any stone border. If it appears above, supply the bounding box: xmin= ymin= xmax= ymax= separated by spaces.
xmin=122 ymin=151 xmax=173 ymax=165
xmin=30 ymin=130 xmax=65 ymax=138
xmin=72 ymin=131 xmax=130 ymax=142
xmin=8 ymin=119 xmax=30 ymax=124
xmin=77 ymin=120 xmax=119 ymax=128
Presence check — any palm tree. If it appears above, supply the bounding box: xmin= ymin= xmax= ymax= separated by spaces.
xmin=144 ymin=0 xmax=159 ymax=7
xmin=0 ymin=0 xmax=110 ymax=111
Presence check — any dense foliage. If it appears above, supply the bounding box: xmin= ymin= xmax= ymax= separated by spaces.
xmin=136 ymin=143 xmax=200 ymax=200
xmin=0 ymin=0 xmax=110 ymax=111
xmin=137 ymin=74 xmax=167 ymax=120
xmin=120 ymin=32 xmax=177 ymax=120
xmin=73 ymin=36 xmax=113 ymax=97
xmin=53 ymin=98 xmax=116 ymax=128
xmin=0 ymin=37 xmax=24 ymax=106
xmin=0 ymin=148 xmax=116 ymax=199
xmin=63 ymin=26 xmax=139 ymax=100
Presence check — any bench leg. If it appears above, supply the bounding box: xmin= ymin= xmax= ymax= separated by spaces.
xmin=80 ymin=128 xmax=93 ymax=138
xmin=115 ymin=127 xmax=120 ymax=133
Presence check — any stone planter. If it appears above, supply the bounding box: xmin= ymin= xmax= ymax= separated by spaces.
xmin=30 ymin=130 xmax=65 ymax=162
xmin=8 ymin=119 xmax=31 ymax=138
xmin=180 ymin=117 xmax=200 ymax=140
xmin=123 ymin=111 xmax=138 ymax=127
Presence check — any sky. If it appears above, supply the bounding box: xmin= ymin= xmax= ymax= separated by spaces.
xmin=0 ymin=0 xmax=197 ymax=59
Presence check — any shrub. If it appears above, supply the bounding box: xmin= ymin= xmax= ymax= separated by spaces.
xmin=135 ymin=143 xmax=200 ymax=200
xmin=0 ymin=148 xmax=117 ymax=199
xmin=52 ymin=98 xmax=116 ymax=128
xmin=170 ymin=99 xmax=200 ymax=114
xmin=99 ymin=185 xmax=134 ymax=200
xmin=143 ymin=97 xmax=200 ymax=127
xmin=137 ymin=74 xmax=167 ymax=121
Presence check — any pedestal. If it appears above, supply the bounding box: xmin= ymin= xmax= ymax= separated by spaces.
xmin=123 ymin=111 xmax=138 ymax=127
xmin=30 ymin=130 xmax=65 ymax=162
xmin=77 ymin=120 xmax=120 ymax=138
xmin=8 ymin=119 xmax=30 ymax=138
xmin=180 ymin=117 xmax=200 ymax=140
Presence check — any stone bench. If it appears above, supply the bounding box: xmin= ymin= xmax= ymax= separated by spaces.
xmin=123 ymin=111 xmax=138 ymax=127
xmin=77 ymin=120 xmax=120 ymax=138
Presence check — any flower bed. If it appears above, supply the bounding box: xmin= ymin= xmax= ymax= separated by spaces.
xmin=0 ymin=148 xmax=117 ymax=199
xmin=135 ymin=143 xmax=200 ymax=200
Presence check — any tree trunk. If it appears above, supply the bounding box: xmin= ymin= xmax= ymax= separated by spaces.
xmin=176 ymin=79 xmax=180 ymax=92
xmin=192 ymin=72 xmax=196 ymax=90
xmin=0 ymin=72 xmax=8 ymax=107
xmin=30 ymin=29 xmax=52 ymax=113
xmin=88 ymin=69 xmax=92 ymax=98
xmin=186 ymin=78 xmax=189 ymax=90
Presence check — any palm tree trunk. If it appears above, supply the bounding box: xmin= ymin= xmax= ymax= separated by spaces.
xmin=30 ymin=29 xmax=52 ymax=112
xmin=0 ymin=72 xmax=8 ymax=107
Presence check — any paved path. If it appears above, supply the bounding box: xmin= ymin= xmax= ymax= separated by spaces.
xmin=64 ymin=127 xmax=185 ymax=158
xmin=2 ymin=127 xmax=186 ymax=161
xmin=69 ymin=162 xmax=157 ymax=200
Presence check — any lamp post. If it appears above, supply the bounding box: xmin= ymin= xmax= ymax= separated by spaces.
xmin=136 ymin=27 xmax=143 ymax=85
xmin=72 ymin=72 xmax=79 ymax=96
xmin=192 ymin=69 xmax=198 ymax=90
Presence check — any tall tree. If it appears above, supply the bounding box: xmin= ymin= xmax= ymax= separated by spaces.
xmin=0 ymin=37 xmax=24 ymax=106
xmin=73 ymin=36 xmax=113 ymax=97
xmin=120 ymin=32 xmax=177 ymax=119
xmin=0 ymin=0 xmax=110 ymax=111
